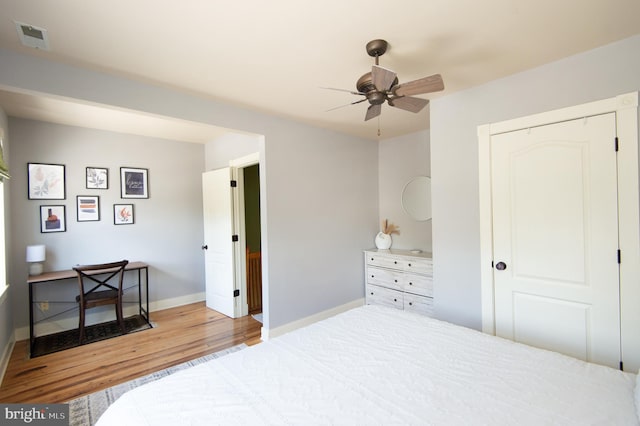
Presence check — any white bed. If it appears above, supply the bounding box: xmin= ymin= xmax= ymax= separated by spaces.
xmin=97 ymin=305 xmax=639 ymax=425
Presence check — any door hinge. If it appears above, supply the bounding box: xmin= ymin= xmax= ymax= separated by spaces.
xmin=233 ymin=289 xmax=240 ymax=297
xmin=232 ymin=234 xmax=239 ymax=242
xmin=615 ymin=137 xmax=619 ymax=152
xmin=617 ymin=249 xmax=621 ymax=264
xmin=230 ymin=180 xmax=237 ymax=187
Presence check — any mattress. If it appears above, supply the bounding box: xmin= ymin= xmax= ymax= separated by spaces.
xmin=96 ymin=305 xmax=639 ymax=425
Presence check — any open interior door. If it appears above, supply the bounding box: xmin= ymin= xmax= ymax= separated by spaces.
xmin=202 ymin=167 xmax=238 ymax=318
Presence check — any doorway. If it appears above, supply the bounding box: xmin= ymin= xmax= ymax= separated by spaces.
xmin=202 ymin=153 xmax=262 ymax=320
xmin=242 ymin=164 xmax=263 ymax=318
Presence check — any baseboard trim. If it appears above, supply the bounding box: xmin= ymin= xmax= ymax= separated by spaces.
xmin=15 ymin=292 xmax=206 ymax=341
xmin=261 ymin=298 xmax=364 ymax=341
xmin=14 ymin=293 xmax=362 ymax=345
xmin=0 ymin=331 xmax=15 ymax=385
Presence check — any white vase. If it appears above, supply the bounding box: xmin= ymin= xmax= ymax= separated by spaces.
xmin=375 ymin=232 xmax=392 ymax=250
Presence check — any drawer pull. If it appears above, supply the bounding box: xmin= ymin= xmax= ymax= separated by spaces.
xmin=393 ymin=298 xmax=397 ymax=302
xmin=409 ymin=302 xmax=413 ymax=306
xmin=394 ymin=279 xmax=398 ymax=283
xmin=408 ymin=263 xmax=412 ymax=267
xmin=409 ymin=282 xmax=413 ymax=286
xmin=370 ymin=292 xmax=374 ymax=295
xmin=394 ymin=261 xmax=398 ymax=264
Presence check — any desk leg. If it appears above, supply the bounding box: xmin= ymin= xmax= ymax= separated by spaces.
xmin=138 ymin=267 xmax=150 ymax=324
xmin=29 ymin=282 xmax=34 ymax=356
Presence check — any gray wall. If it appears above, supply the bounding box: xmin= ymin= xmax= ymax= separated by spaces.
xmin=430 ymin=35 xmax=640 ymax=329
xmin=378 ymin=130 xmax=431 ymax=252
xmin=0 ymin=47 xmax=379 ymax=334
xmin=9 ymin=118 xmax=206 ymax=332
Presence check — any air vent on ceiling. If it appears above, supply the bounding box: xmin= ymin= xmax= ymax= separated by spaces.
xmin=15 ymin=21 xmax=50 ymax=50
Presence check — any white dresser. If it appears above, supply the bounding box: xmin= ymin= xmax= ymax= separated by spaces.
xmin=364 ymin=249 xmax=434 ymax=316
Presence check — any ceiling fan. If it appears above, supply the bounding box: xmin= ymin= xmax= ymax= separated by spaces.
xmin=325 ymin=39 xmax=444 ymax=121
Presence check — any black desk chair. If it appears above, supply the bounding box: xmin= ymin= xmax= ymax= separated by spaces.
xmin=73 ymin=260 xmax=129 ymax=344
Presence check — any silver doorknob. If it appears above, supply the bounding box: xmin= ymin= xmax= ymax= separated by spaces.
xmin=495 ymin=261 xmax=507 ymax=270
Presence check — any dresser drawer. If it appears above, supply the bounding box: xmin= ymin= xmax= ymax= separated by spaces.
xmin=403 ymin=257 xmax=433 ymax=275
xmin=366 ymin=266 xmax=402 ymax=290
xmin=366 ymin=252 xmax=432 ymax=275
xmin=366 ymin=253 xmax=404 ymax=269
xmin=403 ymin=274 xmax=433 ymax=297
xmin=404 ymin=293 xmax=434 ymax=316
xmin=366 ymin=284 xmax=403 ymax=310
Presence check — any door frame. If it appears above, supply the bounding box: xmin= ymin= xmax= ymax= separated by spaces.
xmin=229 ymin=152 xmax=260 ymax=318
xmin=477 ymin=92 xmax=639 ymax=370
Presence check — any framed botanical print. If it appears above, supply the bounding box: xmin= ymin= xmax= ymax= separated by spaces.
xmin=28 ymin=163 xmax=66 ymax=200
xmin=114 ymin=203 xmax=134 ymax=225
xmin=40 ymin=205 xmax=67 ymax=233
xmin=120 ymin=167 xmax=148 ymax=198
xmin=86 ymin=167 xmax=108 ymax=189
xmin=77 ymin=195 xmax=100 ymax=222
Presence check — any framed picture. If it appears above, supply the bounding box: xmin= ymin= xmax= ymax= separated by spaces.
xmin=120 ymin=167 xmax=148 ymax=198
xmin=28 ymin=163 xmax=66 ymax=200
xmin=86 ymin=167 xmax=108 ymax=189
xmin=77 ymin=195 xmax=100 ymax=222
xmin=40 ymin=205 xmax=66 ymax=233
xmin=114 ymin=204 xmax=134 ymax=225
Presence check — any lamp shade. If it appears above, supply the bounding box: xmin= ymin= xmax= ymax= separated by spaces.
xmin=26 ymin=245 xmax=46 ymax=262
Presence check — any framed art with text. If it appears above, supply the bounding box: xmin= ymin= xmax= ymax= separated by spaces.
xmin=28 ymin=163 xmax=66 ymax=200
xmin=120 ymin=167 xmax=148 ymax=199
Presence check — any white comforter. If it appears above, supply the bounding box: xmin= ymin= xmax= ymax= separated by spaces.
xmin=97 ymin=305 xmax=638 ymax=425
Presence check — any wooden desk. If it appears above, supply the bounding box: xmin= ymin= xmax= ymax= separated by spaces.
xmin=27 ymin=261 xmax=149 ymax=355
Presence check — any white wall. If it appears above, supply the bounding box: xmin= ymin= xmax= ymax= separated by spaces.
xmin=378 ymin=130 xmax=431 ymax=252
xmin=0 ymin=47 xmax=379 ymax=332
xmin=430 ymin=35 xmax=640 ymax=330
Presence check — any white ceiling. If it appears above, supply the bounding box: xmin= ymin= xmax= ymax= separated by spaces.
xmin=0 ymin=0 xmax=639 ymax=142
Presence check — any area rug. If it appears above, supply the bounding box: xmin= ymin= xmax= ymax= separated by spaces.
xmin=67 ymin=343 xmax=247 ymax=426
xmin=31 ymin=315 xmax=152 ymax=358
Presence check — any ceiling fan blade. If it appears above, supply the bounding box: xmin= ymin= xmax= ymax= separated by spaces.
xmin=365 ymin=104 xmax=381 ymax=121
xmin=372 ymin=65 xmax=397 ymax=92
xmin=320 ymin=86 xmax=365 ymax=96
xmin=326 ymin=98 xmax=367 ymax=112
xmin=389 ymin=96 xmax=429 ymax=113
xmin=394 ymin=74 xmax=444 ymax=96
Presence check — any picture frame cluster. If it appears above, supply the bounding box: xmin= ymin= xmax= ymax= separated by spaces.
xmin=28 ymin=163 xmax=148 ymax=232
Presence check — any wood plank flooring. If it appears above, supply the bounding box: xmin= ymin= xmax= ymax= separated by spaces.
xmin=0 ymin=302 xmax=262 ymax=403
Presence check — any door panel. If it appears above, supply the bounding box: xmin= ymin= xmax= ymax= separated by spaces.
xmin=513 ymin=293 xmax=590 ymax=361
xmin=491 ymin=113 xmax=620 ymax=368
xmin=202 ymin=168 xmax=236 ymax=318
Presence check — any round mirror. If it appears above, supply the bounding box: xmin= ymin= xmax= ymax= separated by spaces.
xmin=401 ymin=176 xmax=432 ymax=221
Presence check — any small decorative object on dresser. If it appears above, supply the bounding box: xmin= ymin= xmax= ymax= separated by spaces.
xmin=364 ymin=249 xmax=433 ymax=316
xmin=375 ymin=219 xmax=399 ymax=250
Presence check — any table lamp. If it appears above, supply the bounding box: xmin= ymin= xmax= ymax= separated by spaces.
xmin=26 ymin=245 xmax=46 ymax=276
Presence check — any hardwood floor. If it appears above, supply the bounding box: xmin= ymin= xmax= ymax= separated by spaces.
xmin=0 ymin=302 xmax=262 ymax=403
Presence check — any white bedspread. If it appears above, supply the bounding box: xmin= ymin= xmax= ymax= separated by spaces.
xmin=97 ymin=305 xmax=638 ymax=425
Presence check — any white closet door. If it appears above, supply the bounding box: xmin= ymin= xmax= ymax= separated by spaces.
xmin=491 ymin=113 xmax=620 ymax=368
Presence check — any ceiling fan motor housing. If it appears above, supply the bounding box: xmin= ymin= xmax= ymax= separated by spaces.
xmin=357 ymin=72 xmax=398 ymax=105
